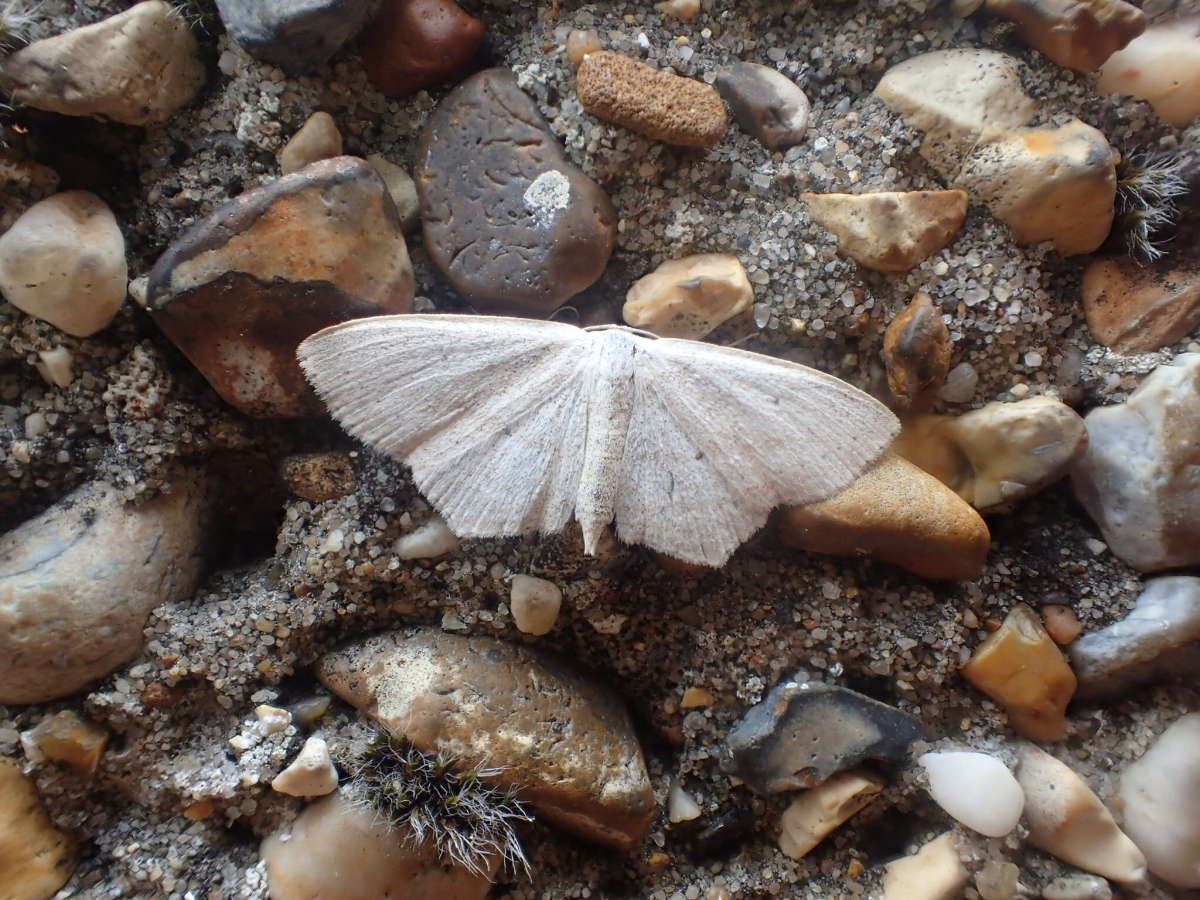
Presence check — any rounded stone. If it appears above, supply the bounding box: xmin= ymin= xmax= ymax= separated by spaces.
xmin=0 ymin=758 xmax=74 ymax=899
xmin=362 ymin=0 xmax=486 ymax=98
xmin=716 ymin=62 xmax=811 ymax=151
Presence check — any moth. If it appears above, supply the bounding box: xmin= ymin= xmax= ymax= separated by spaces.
xmin=297 ymin=314 xmax=899 ymax=567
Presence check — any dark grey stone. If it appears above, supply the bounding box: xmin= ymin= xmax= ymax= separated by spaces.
xmin=215 ymin=0 xmax=378 ymax=75
xmin=716 ymin=62 xmax=811 ymax=152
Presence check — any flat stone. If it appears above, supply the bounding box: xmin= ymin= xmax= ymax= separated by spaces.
xmin=278 ymin=111 xmax=342 ymax=175
xmin=777 ymin=770 xmax=882 ymax=860
xmin=280 ymin=452 xmax=357 ymax=502
xmin=416 ymin=69 xmax=616 ymax=317
xmin=144 ymin=156 xmax=413 ymax=417
xmin=577 ymin=51 xmax=728 ymax=148
xmin=216 ymin=0 xmax=376 ymax=75
xmin=1097 ymin=20 xmax=1200 ymax=126
xmin=1082 ymin=255 xmax=1200 ymax=353
xmin=0 ymin=0 xmax=205 ymax=125
xmin=1071 ymin=354 xmax=1200 ymax=572
xmin=362 ymin=0 xmax=485 ymax=98
xmin=1070 ymin=576 xmax=1200 ymax=698
xmin=723 ymin=680 xmax=921 ymax=794
xmin=775 ymin=453 xmax=990 ymax=581
xmin=0 ymin=191 xmax=127 ymax=337
xmin=315 ymin=627 xmax=656 ymax=851
xmin=622 ymin=253 xmax=754 ymax=339
xmin=803 ymin=189 xmax=968 ymax=272
xmin=716 ymin=62 xmax=811 ymax=151
xmin=0 ymin=470 xmax=209 ymax=704
xmin=0 ymin=758 xmax=74 ymax=900
xmin=984 ymin=0 xmax=1145 ymax=72
xmin=882 ymin=292 xmax=952 ymax=406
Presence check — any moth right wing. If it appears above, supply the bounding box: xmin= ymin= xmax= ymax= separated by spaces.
xmin=298 ymin=314 xmax=595 ymax=540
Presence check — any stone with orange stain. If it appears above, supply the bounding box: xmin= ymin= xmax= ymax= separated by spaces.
xmin=143 ymin=156 xmax=413 ymax=417
xmin=1098 ymin=19 xmax=1200 ymax=126
xmin=1082 ymin=255 xmax=1200 ymax=353
xmin=985 ymin=0 xmax=1145 ymax=72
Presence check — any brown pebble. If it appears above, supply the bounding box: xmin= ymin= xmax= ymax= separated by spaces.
xmin=566 ymin=29 xmax=601 ymax=66
xmin=576 ymin=50 xmax=728 ymax=148
xmin=182 ymin=800 xmax=215 ymax=821
xmin=362 ymin=0 xmax=485 ymax=98
xmin=883 ymin=292 xmax=952 ymax=406
xmin=1041 ymin=603 xmax=1083 ymax=644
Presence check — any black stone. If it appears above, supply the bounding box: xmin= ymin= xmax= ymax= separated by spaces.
xmin=215 ymin=0 xmax=377 ymax=75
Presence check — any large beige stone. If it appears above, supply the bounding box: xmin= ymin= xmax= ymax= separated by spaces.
xmin=0 ymin=469 xmax=209 ymax=704
xmin=0 ymin=1 xmax=206 ymax=125
xmin=0 ymin=758 xmax=74 ymax=900
xmin=1098 ymin=19 xmax=1200 ymax=126
xmin=316 ymin=628 xmax=656 ymax=851
xmin=1082 ymin=256 xmax=1200 ymax=353
xmin=622 ymin=253 xmax=753 ymax=339
xmin=775 ymin=453 xmax=990 ymax=581
xmin=984 ymin=0 xmax=1145 ymax=72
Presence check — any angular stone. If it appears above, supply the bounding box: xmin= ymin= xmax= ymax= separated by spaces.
xmin=778 ymin=770 xmax=882 ymax=860
xmin=278 ymin=111 xmax=342 ymax=175
xmin=1070 ymin=576 xmax=1200 ymax=698
xmin=0 ymin=470 xmax=209 ymax=704
xmin=956 ymin=119 xmax=1118 ymax=256
xmin=145 ymin=156 xmax=413 ymax=417
xmin=1097 ymin=20 xmax=1200 ymax=126
xmin=723 ymin=680 xmax=921 ymax=794
xmin=315 ymin=628 xmax=656 ymax=851
xmin=803 ymin=190 xmax=968 ymax=273
xmin=0 ymin=0 xmax=205 ymax=125
xmin=0 ymin=758 xmax=74 ymax=900
xmin=961 ymin=603 xmax=1077 ymax=741
xmin=417 ymin=69 xmax=616 ymax=317
xmin=1082 ymin=255 xmax=1200 ymax=353
xmin=280 ymin=452 xmax=357 ymax=502
xmin=271 ymin=736 xmax=338 ymax=797
xmin=883 ymin=832 xmax=968 ymax=900
xmin=776 ymin=454 xmax=990 ymax=581
xmin=1071 ymin=354 xmax=1200 ymax=572
xmin=984 ymin=0 xmax=1145 ymax=72
xmin=716 ymin=62 xmax=811 ymax=151
xmin=622 ymin=253 xmax=753 ymax=339
xmin=365 ymin=155 xmax=420 ymax=233
xmin=362 ymin=0 xmax=485 ymax=98
xmin=216 ymin=0 xmax=376 ymax=75
xmin=577 ymin=51 xmax=728 ymax=148
xmin=20 ymin=710 xmax=108 ymax=777
xmin=0 ymin=190 xmax=127 ymax=337
xmin=883 ymin=292 xmax=952 ymax=406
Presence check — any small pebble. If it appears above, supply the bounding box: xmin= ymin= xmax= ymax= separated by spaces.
xmin=883 ymin=832 xmax=968 ymax=900
xmin=271 ymin=736 xmax=339 ymax=797
xmin=393 ymin=515 xmax=460 ymax=560
xmin=278 ymin=112 xmax=343 ymax=175
xmin=509 ymin=574 xmax=563 ymax=636
xmin=715 ymin=62 xmax=811 ymax=151
xmin=623 ymin=253 xmax=753 ymax=339
xmin=777 ymin=770 xmax=882 ymax=860
xmin=566 ymin=29 xmax=602 ymax=66
xmin=919 ymin=751 xmax=1024 ymax=837
xmin=668 ymin=780 xmax=702 ymax=823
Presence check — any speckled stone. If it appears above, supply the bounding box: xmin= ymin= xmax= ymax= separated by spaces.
xmin=883 ymin=292 xmax=952 ymax=405
xmin=362 ymin=0 xmax=485 ymax=98
xmin=216 ymin=0 xmax=376 ymax=75
xmin=280 ymin=452 xmax=357 ymax=502
xmin=1082 ymin=255 xmax=1200 ymax=353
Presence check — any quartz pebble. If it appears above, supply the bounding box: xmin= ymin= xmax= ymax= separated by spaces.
xmin=803 ymin=190 xmax=967 ymax=273
xmin=668 ymin=780 xmax=702 ymax=823
xmin=1069 ymin=576 xmax=1200 ymax=697
xmin=983 ymin=0 xmax=1145 ymax=72
xmin=509 ymin=574 xmax=562 ymax=636
xmin=724 ymin=680 xmax=921 ymax=793
xmin=776 ymin=453 xmax=990 ymax=581
xmin=623 ymin=253 xmax=753 ymax=339
xmin=278 ymin=112 xmax=342 ymax=175
xmin=0 ymin=191 xmax=127 ymax=337
xmin=216 ymin=0 xmax=375 ymax=75
xmin=1082 ymin=255 xmax=1200 ymax=353
xmin=0 ymin=758 xmax=74 ymax=900
xmin=20 ymin=710 xmax=108 ymax=776
xmin=362 ymin=0 xmax=485 ymax=98
xmin=280 ymin=452 xmax=357 ymax=503
xmin=975 ymin=861 xmax=1020 ymax=900
xmin=1071 ymin=354 xmax=1200 ymax=571
xmin=883 ymin=832 xmax=968 ymax=900
xmin=1016 ymin=744 xmax=1146 ymax=883
xmin=577 ymin=51 xmax=728 ymax=148
xmin=882 ymin=292 xmax=952 ymax=406
xmin=271 ymin=736 xmax=338 ymax=797
xmin=1097 ymin=19 xmax=1200 ymax=125
xmin=565 ymin=29 xmax=602 ymax=66
xmin=393 ymin=515 xmax=460 ymax=560
xmin=715 ymin=62 xmax=811 ymax=151
xmin=365 ymin=154 xmax=420 ymax=233
xmin=1118 ymin=713 xmax=1200 ymax=888
xmin=960 ymin=603 xmax=1077 ymax=741
xmin=1041 ymin=875 xmax=1113 ymax=900
xmin=918 ymin=751 xmax=1024 ymax=837
xmin=34 ymin=347 xmax=73 ymax=388
xmin=777 ymin=770 xmax=882 ymax=860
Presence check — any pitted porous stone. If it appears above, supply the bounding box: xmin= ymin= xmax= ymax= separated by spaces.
xmin=315 ymin=627 xmax=657 ymax=851
xmin=145 ymin=156 xmax=413 ymax=417
xmin=722 ymin=680 xmax=922 ymax=794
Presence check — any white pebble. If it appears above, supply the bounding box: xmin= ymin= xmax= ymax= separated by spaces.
xmin=393 ymin=515 xmax=460 ymax=560
xmin=668 ymin=780 xmax=702 ymax=823
xmin=509 ymin=574 xmax=562 ymax=636
xmin=271 ymin=736 xmax=338 ymax=798
xmin=35 ymin=347 xmax=74 ymax=388
xmin=937 ymin=362 xmax=978 ymax=403
xmin=919 ymin=751 xmax=1025 ymax=837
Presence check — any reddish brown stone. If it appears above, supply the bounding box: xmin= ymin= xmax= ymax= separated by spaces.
xmin=362 ymin=0 xmax=486 ymax=98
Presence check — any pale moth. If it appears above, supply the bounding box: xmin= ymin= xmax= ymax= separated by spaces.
xmin=297 ymin=314 xmax=899 ymax=568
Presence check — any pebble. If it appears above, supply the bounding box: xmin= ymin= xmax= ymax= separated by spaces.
xmin=984 ymin=0 xmax=1146 ymax=72
xmin=144 ymin=156 xmax=413 ymax=417
xmin=1069 ymin=576 xmax=1200 ymax=697
xmin=803 ymin=190 xmax=967 ymax=273
xmin=918 ymin=751 xmax=1024 ymax=837
xmin=715 ymin=62 xmax=811 ymax=151
xmin=1041 ymin=875 xmax=1113 ymax=900
xmin=0 ymin=0 xmax=205 ymax=125
xmin=362 ymin=0 xmax=485 ymax=98
xmin=1016 ymin=744 xmax=1147 ymax=884
xmin=0 ymin=758 xmax=74 ymax=900
xmin=576 ymin=50 xmax=728 ymax=148
xmin=622 ymin=253 xmax=753 ymax=339
xmin=1081 ymin=256 xmax=1200 ymax=353
xmin=882 ymin=292 xmax=952 ymax=406
xmin=0 ymin=191 xmax=127 ymax=337
xmin=1071 ymin=353 xmax=1200 ymax=572
xmin=777 ymin=770 xmax=882 ymax=860
xmin=393 ymin=515 xmax=460 ymax=560
xmin=657 ymin=0 xmax=701 ymax=22
xmin=896 ymin=397 xmax=1088 ymax=511
xmin=1097 ymin=19 xmax=1200 ymax=125
xmin=883 ymin=832 xmax=968 ymax=900
xmin=0 ymin=470 xmax=209 ymax=704
xmin=960 ymin=603 xmax=1077 ymax=741
xmin=20 ymin=710 xmax=108 ymax=777
xmin=261 ymin=789 xmax=493 ymax=899
xmin=668 ymin=780 xmax=702 ymax=823
xmin=724 ymin=680 xmax=922 ymax=794
xmin=278 ymin=111 xmax=343 ymax=175
xmin=271 ymin=736 xmax=339 ymax=797
xmin=1118 ymin=713 xmax=1200 ymax=888
xmin=34 ymin=347 xmax=74 ymax=389
xmin=776 ymin=453 xmax=991 ymax=581
xmin=280 ymin=452 xmax=357 ymax=503
xmin=416 ymin=68 xmax=616 ymax=317
xmin=1041 ymin=604 xmax=1083 ymax=645
xmin=565 ymin=29 xmax=602 ymax=66
xmin=365 ymin=154 xmax=420 ymax=233
xmin=316 ymin=627 xmax=657 ymax=850
xmin=216 ymin=0 xmax=375 ymax=75
xmin=509 ymin=574 xmax=562 ymax=636
xmin=938 ymin=361 xmax=979 ymax=404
